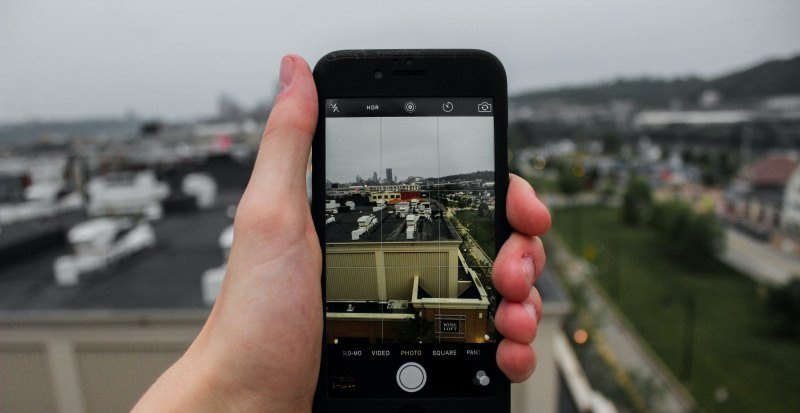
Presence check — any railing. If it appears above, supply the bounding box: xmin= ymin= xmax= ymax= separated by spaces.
xmin=1 ymin=307 xmax=575 ymax=413
xmin=0 ymin=310 xmax=206 ymax=413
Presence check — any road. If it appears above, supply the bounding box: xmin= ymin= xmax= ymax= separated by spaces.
xmin=554 ymin=244 xmax=696 ymax=413
xmin=722 ymin=228 xmax=800 ymax=285
xmin=446 ymin=208 xmax=493 ymax=265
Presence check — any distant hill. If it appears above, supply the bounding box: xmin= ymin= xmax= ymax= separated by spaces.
xmin=437 ymin=170 xmax=494 ymax=182
xmin=705 ymin=55 xmax=800 ymax=101
xmin=512 ymin=54 xmax=800 ymax=108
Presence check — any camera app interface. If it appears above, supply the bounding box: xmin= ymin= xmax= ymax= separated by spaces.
xmin=325 ymin=98 xmax=500 ymax=398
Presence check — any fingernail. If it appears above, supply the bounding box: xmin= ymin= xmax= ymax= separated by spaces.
xmin=515 ymin=174 xmax=537 ymax=196
xmin=524 ymin=302 xmax=537 ymax=321
xmin=279 ymin=56 xmax=294 ymax=94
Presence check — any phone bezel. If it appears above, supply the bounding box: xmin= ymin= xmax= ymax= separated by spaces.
xmin=311 ymin=49 xmax=511 ymax=413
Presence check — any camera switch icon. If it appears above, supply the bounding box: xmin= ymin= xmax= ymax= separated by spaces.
xmin=477 ymin=102 xmax=492 ymax=113
xmin=473 ymin=370 xmax=490 ymax=386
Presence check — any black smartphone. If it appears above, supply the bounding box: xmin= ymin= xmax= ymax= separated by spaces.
xmin=311 ymin=49 xmax=510 ymax=413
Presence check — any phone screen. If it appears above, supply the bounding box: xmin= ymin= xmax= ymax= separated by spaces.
xmin=324 ymin=97 xmax=500 ymax=398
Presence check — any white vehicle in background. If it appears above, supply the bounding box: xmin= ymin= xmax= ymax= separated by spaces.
xmin=53 ymin=218 xmax=156 ymax=286
xmin=87 ymin=171 xmax=170 ymax=220
xmin=201 ymin=225 xmax=234 ymax=305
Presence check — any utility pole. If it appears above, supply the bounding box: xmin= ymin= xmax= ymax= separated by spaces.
xmin=575 ymin=205 xmax=583 ymax=249
xmin=681 ymin=294 xmax=697 ymax=381
xmin=610 ymin=235 xmax=621 ymax=300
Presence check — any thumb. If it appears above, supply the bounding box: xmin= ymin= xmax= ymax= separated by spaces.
xmin=247 ymin=55 xmax=318 ymax=199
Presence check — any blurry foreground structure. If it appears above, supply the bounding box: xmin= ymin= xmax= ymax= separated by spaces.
xmin=0 ymin=190 xmax=578 ymax=411
xmin=0 ymin=271 xmax=575 ymax=413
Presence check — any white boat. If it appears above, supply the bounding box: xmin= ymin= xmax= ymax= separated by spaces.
xmin=53 ymin=218 xmax=156 ymax=286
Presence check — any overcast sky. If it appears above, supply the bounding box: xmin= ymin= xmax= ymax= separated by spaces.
xmin=1 ymin=0 xmax=799 ymax=123
xmin=326 ymin=117 xmax=493 ymax=183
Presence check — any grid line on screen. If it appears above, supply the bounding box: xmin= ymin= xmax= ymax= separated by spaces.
xmin=379 ymin=117 xmax=384 ymax=344
xmin=436 ymin=116 xmax=442 ymax=345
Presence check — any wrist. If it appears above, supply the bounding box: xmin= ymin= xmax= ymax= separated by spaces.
xmin=190 ymin=325 xmax=315 ymax=413
xmin=133 ymin=325 xmax=314 ymax=413
xmin=132 ymin=341 xmax=230 ymax=413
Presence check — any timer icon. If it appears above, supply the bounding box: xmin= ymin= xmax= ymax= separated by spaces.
xmin=442 ymin=101 xmax=454 ymax=113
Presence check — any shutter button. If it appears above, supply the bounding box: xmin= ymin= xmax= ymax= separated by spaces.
xmin=396 ymin=362 xmax=427 ymax=392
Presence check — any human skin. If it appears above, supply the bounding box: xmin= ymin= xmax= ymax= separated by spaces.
xmin=132 ymin=54 xmax=551 ymax=413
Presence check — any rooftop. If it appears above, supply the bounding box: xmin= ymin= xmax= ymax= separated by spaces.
xmin=741 ymin=154 xmax=799 ymax=187
xmin=0 ymin=191 xmax=238 ymax=311
xmin=325 ymin=203 xmax=461 ymax=244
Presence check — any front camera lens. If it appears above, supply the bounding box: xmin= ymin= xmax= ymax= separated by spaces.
xmin=374 ymin=70 xmax=383 ymax=80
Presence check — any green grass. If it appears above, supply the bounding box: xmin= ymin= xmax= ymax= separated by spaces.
xmin=454 ymin=209 xmax=496 ymax=260
xmin=552 ymin=206 xmax=800 ymax=413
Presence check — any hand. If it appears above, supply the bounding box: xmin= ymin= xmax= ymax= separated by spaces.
xmin=133 ymin=54 xmax=321 ymax=413
xmin=492 ymin=174 xmax=551 ymax=382
xmin=133 ymin=54 xmax=550 ymax=412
